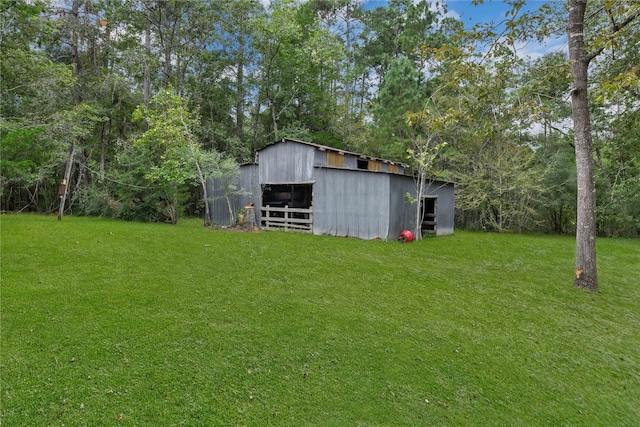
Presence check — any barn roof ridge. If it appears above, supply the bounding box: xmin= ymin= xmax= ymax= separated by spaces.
xmin=262 ymin=137 xmax=410 ymax=168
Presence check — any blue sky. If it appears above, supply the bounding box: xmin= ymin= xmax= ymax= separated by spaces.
xmin=444 ymin=0 xmax=528 ymax=27
xmin=361 ymin=0 xmax=567 ymax=59
xmin=361 ymin=0 xmax=552 ymax=27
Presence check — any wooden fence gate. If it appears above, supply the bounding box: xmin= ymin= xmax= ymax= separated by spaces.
xmin=261 ymin=205 xmax=313 ymax=232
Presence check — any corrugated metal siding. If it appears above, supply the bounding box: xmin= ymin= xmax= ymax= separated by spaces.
xmin=240 ymin=165 xmax=261 ymax=226
xmin=313 ymin=168 xmax=390 ymax=240
xmin=427 ymin=181 xmax=455 ymax=235
xmin=259 ymin=141 xmax=315 ymax=183
xmin=388 ymin=175 xmax=416 ymax=239
xmin=206 ymin=164 xmax=260 ymax=225
xmin=344 ymin=154 xmax=357 ymax=169
xmin=313 ymin=149 xmax=326 ymax=166
xmin=208 ymin=140 xmax=453 ymax=238
xmin=388 ymin=175 xmax=455 ymax=237
xmin=206 ymin=177 xmax=231 ymax=224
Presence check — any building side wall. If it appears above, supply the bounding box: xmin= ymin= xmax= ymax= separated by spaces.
xmin=241 ymin=164 xmax=262 ymax=226
xmin=388 ymin=175 xmax=417 ymax=239
xmin=259 ymin=141 xmax=315 ymax=183
xmin=388 ymin=175 xmax=455 ymax=237
xmin=313 ymin=149 xmax=327 ymax=167
xmin=427 ymin=181 xmax=455 ymax=235
xmin=344 ymin=154 xmax=357 ymax=169
xmin=206 ymin=165 xmax=260 ymax=225
xmin=312 ymin=168 xmax=391 ymax=240
xmin=206 ymin=177 xmax=231 ymax=224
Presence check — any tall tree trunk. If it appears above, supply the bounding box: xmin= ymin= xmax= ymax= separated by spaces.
xmin=58 ymin=140 xmax=75 ymax=220
xmin=144 ymin=7 xmax=151 ymax=106
xmin=70 ymin=0 xmax=82 ymax=81
xmin=59 ymin=0 xmax=83 ymax=220
xmin=225 ymin=193 xmax=235 ymax=224
xmin=360 ymin=72 xmax=366 ymax=113
xmin=251 ymin=101 xmax=261 ymax=157
xmin=344 ymin=5 xmax=351 ymax=109
xmin=236 ymin=30 xmax=245 ymax=140
xmin=194 ymin=159 xmax=211 ymax=226
xmin=271 ymin=103 xmax=279 ymax=141
xmin=568 ymin=0 xmax=598 ymax=291
xmin=415 ymin=173 xmax=425 ymax=240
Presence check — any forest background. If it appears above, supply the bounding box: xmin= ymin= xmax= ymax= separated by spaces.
xmin=1 ymin=0 xmax=639 ymax=238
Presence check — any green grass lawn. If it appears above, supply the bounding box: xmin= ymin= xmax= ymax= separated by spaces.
xmin=1 ymin=214 xmax=639 ymax=426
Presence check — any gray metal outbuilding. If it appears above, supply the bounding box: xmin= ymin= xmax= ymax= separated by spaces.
xmin=207 ymin=138 xmax=454 ymax=240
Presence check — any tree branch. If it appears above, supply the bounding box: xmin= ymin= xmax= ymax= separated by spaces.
xmin=584 ymin=7 xmax=640 ymax=63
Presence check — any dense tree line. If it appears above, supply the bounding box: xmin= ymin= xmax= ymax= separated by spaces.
xmin=2 ymin=0 xmax=638 ymax=243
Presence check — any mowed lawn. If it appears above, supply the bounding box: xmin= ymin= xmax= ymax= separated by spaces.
xmin=1 ymin=215 xmax=639 ymax=426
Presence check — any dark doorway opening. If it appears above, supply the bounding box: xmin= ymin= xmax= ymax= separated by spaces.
xmin=262 ymin=183 xmax=312 ymax=208
xmin=261 ymin=183 xmax=313 ymax=232
xmin=421 ymin=197 xmax=437 ymax=234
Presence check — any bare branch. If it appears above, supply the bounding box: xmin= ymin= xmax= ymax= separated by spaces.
xmin=584 ymin=6 xmax=640 ymax=63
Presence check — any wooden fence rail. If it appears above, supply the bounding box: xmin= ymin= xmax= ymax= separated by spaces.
xmin=261 ymin=205 xmax=313 ymax=232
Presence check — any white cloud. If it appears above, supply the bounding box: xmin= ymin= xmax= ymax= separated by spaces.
xmin=435 ymin=0 xmax=461 ymax=20
xmin=513 ymin=36 xmax=567 ymax=61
